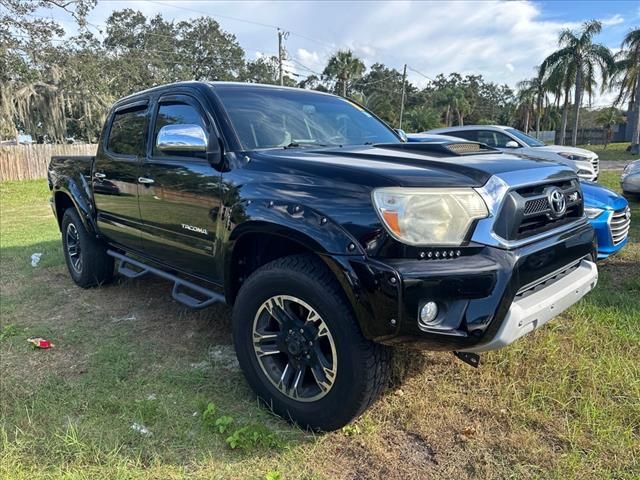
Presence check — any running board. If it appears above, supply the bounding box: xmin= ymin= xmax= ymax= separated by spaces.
xmin=107 ymin=250 xmax=224 ymax=309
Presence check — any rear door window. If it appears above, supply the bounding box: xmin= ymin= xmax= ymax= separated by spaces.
xmin=476 ymin=130 xmax=513 ymax=148
xmin=446 ymin=130 xmax=479 ymax=142
xmin=107 ymin=106 xmax=148 ymax=156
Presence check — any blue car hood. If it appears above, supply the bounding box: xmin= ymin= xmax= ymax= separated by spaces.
xmin=582 ymin=181 xmax=628 ymax=210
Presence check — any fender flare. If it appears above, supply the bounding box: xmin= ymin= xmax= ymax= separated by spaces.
xmin=223 ymin=199 xmax=365 ymax=297
xmin=227 ymin=199 xmax=365 ymax=254
xmin=52 ymin=174 xmax=98 ymax=235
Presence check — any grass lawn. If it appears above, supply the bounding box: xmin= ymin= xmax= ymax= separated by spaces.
xmin=577 ymin=142 xmax=640 ymax=162
xmin=1 ymin=173 xmax=639 ymax=479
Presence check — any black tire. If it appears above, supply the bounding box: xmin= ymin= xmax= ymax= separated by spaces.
xmin=61 ymin=208 xmax=114 ymax=288
xmin=232 ymin=254 xmax=391 ymax=431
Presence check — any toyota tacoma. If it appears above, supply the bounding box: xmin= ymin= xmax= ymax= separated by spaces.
xmin=48 ymin=82 xmax=599 ymax=431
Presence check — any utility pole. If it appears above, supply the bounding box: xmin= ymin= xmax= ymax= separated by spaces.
xmin=278 ymin=29 xmax=289 ymax=86
xmin=399 ymin=64 xmax=407 ymax=129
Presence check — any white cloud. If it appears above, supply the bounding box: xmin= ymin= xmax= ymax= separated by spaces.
xmin=44 ymin=0 xmax=623 ymax=103
xmin=601 ymin=14 xmax=624 ymax=26
xmin=296 ymin=48 xmax=323 ymax=73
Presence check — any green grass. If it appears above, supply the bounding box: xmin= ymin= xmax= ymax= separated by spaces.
xmin=1 ymin=175 xmax=639 ymax=479
xmin=577 ymin=142 xmax=640 ymax=162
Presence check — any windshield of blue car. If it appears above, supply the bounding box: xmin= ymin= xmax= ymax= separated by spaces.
xmin=504 ymin=128 xmax=545 ymax=147
xmin=214 ymin=86 xmax=400 ymax=150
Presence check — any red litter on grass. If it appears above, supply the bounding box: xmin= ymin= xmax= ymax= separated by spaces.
xmin=27 ymin=337 xmax=54 ymax=349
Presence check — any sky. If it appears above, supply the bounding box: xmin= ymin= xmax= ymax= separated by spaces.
xmin=40 ymin=0 xmax=640 ymax=106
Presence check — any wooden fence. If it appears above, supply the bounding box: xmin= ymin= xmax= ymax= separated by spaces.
xmin=0 ymin=144 xmax=98 ymax=181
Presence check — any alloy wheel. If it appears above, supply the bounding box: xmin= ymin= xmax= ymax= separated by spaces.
xmin=252 ymin=295 xmax=337 ymax=402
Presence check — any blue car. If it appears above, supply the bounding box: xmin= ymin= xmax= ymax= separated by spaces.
xmin=581 ymin=181 xmax=630 ymax=259
xmin=407 ymin=133 xmax=631 ymax=259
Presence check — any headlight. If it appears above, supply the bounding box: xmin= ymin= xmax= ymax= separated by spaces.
xmin=584 ymin=207 xmax=605 ymax=219
xmin=372 ymin=188 xmax=488 ymax=246
xmin=558 ymin=152 xmax=590 ymax=161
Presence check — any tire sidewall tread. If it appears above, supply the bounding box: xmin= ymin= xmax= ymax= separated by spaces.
xmin=61 ymin=209 xmax=114 ymax=288
xmin=232 ymin=254 xmax=390 ymax=431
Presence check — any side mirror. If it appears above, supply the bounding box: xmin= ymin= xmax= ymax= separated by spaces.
xmin=395 ymin=128 xmax=408 ymax=142
xmin=157 ymin=124 xmax=207 ymax=152
xmin=505 ymin=140 xmax=520 ymax=148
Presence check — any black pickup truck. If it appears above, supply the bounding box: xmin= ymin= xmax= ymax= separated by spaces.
xmin=49 ymin=82 xmax=598 ymax=430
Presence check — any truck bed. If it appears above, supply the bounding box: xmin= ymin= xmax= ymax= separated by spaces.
xmin=48 ymin=155 xmax=95 ymax=187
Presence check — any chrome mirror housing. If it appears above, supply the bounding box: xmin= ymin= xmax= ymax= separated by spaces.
xmin=156 ymin=124 xmax=207 ymax=152
xmin=395 ymin=128 xmax=408 ymax=142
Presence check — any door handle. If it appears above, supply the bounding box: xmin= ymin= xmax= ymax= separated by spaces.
xmin=94 ymin=172 xmax=106 ymax=180
xmin=138 ymin=177 xmax=155 ymax=185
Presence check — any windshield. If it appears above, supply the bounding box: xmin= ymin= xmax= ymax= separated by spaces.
xmin=504 ymin=128 xmax=545 ymax=147
xmin=214 ymin=86 xmax=400 ymax=150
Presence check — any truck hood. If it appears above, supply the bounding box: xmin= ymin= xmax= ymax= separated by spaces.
xmin=528 ymin=145 xmax=597 ymax=159
xmin=581 ymin=181 xmax=628 ymax=211
xmin=250 ymin=143 xmax=573 ymax=188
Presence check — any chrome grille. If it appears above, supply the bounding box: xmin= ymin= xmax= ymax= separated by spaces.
xmin=609 ymin=206 xmax=631 ymax=245
xmin=494 ymin=178 xmax=583 ymax=241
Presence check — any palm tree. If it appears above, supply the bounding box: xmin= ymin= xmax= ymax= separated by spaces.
xmin=516 ymin=80 xmax=536 ymax=133
xmin=610 ymin=27 xmax=640 ymax=154
xmin=541 ymin=20 xmax=614 ymax=146
xmin=322 ymin=50 xmax=365 ymax=97
xmin=596 ymin=107 xmax=624 ymax=148
xmin=518 ymin=69 xmax=546 ymax=138
xmin=543 ymin=57 xmax=575 ymax=145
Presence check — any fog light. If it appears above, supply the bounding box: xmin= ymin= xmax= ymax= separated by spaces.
xmin=419 ymin=301 xmax=439 ymax=328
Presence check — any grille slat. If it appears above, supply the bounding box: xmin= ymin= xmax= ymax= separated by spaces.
xmin=609 ymin=207 xmax=631 ymax=245
xmin=515 ymin=258 xmax=583 ymax=299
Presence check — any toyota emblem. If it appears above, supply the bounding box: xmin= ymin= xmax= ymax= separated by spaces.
xmin=546 ymin=187 xmax=567 ymax=218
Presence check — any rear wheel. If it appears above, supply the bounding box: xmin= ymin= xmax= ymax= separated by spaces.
xmin=61 ymin=208 xmax=114 ymax=288
xmin=232 ymin=254 xmax=391 ymax=431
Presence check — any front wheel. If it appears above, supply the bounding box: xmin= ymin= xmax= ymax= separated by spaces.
xmin=232 ymin=254 xmax=391 ymax=431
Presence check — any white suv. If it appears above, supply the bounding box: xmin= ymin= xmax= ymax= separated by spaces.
xmin=427 ymin=125 xmax=599 ymax=181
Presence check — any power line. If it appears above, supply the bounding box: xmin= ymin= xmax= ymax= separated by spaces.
xmin=146 ymin=0 xmax=334 ymax=49
xmin=407 ymin=66 xmax=434 ymax=82
xmin=288 ymin=58 xmax=321 ymax=76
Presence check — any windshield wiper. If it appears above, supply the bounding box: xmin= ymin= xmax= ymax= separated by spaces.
xmin=284 ymin=141 xmax=328 ymax=149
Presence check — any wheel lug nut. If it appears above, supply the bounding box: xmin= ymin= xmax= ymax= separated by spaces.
xmin=299 ymin=328 xmax=304 ymax=334
xmin=289 ymin=329 xmax=293 ymax=334
xmin=308 ymin=341 xmax=313 ymax=346
xmin=306 ymin=354 xmax=311 ymax=359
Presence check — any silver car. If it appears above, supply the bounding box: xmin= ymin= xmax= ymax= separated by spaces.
xmin=428 ymin=125 xmax=599 ymax=181
xmin=621 ymin=160 xmax=640 ymax=197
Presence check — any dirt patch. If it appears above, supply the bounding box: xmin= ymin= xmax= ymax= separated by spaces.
xmin=599 ymin=259 xmax=640 ymax=291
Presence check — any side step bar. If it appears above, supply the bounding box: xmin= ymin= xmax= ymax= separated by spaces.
xmin=107 ymin=250 xmax=224 ymax=309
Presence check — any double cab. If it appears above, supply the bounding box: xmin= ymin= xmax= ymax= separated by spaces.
xmin=49 ymin=82 xmax=599 ymax=430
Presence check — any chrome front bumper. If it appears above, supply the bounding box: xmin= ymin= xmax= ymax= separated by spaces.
xmin=462 ymin=259 xmax=598 ymax=352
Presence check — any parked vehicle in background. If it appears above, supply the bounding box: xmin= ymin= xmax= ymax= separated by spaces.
xmin=427 ymin=125 xmax=599 ymax=181
xmin=48 ymin=82 xmax=599 ymax=431
xmin=621 ymin=160 xmax=640 ymax=198
xmin=408 ymin=133 xmax=629 ymax=260
xmin=581 ymin=182 xmax=630 ymax=259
